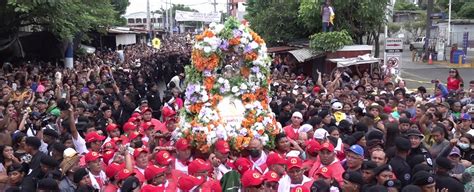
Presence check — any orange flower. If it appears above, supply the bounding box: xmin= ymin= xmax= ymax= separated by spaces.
xmin=189 ymin=103 xmax=204 ymax=114
xmin=195 ymin=34 xmax=204 ymax=41
xmin=192 ymin=51 xmax=220 ymax=72
xmin=245 ymin=52 xmax=258 ymax=61
xmin=203 ymin=30 xmax=214 ymax=38
xmin=257 ymin=129 xmax=265 ymax=135
xmin=250 ymin=30 xmax=265 ymax=44
xmin=229 ymin=38 xmax=240 ymax=46
xmin=242 ymin=136 xmax=251 ymax=147
xmin=235 ymin=136 xmax=244 ymax=150
xmin=240 ymin=67 xmax=250 ymax=77
xmin=204 ymin=77 xmax=215 ymax=91
xmin=210 ymin=94 xmax=222 ymax=107
xmin=242 ymin=93 xmax=256 ymax=104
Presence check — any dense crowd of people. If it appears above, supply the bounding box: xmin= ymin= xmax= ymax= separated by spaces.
xmin=0 ymin=33 xmax=473 ymax=192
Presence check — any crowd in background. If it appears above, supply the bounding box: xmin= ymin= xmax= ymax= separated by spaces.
xmin=0 ymin=34 xmax=472 ymax=192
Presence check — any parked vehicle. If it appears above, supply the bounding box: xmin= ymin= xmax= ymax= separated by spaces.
xmin=410 ymin=37 xmax=425 ymax=51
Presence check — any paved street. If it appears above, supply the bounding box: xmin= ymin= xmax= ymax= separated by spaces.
xmin=381 ymin=45 xmax=474 ymax=91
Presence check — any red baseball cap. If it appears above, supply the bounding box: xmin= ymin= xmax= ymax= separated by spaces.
xmin=291 ymin=186 xmax=310 ymax=192
xmin=142 ymin=122 xmax=155 ymax=130
xmin=144 ymin=165 xmax=166 ymax=180
xmin=176 ymin=138 xmax=190 ymax=151
xmin=105 ymin=162 xmax=124 ymax=178
xmin=162 ymin=107 xmax=176 ymax=120
xmin=155 ymin=151 xmax=173 ymax=166
xmin=141 ymin=107 xmax=152 ymax=114
xmin=241 ymin=170 xmax=264 ymax=188
xmin=234 ymin=157 xmax=252 ymax=175
xmin=320 ymin=142 xmax=335 ymax=152
xmin=85 ymin=132 xmax=106 ymax=143
xmin=188 ymin=158 xmax=211 ymax=175
xmin=177 ymin=175 xmax=205 ymax=191
xmin=116 ymin=169 xmax=135 ymax=182
xmin=122 ymin=122 xmax=137 ymax=133
xmin=287 ymin=157 xmax=303 ymax=170
xmin=131 ymin=112 xmax=141 ymax=118
xmin=129 ymin=131 xmax=143 ymax=141
xmin=306 ymin=140 xmax=321 ymax=154
xmin=102 ymin=141 xmax=116 ymax=151
xmin=85 ymin=151 xmax=102 ymax=163
xmin=263 ymin=170 xmax=280 ymax=182
xmin=128 ymin=117 xmax=139 ymax=123
xmin=106 ymin=123 xmax=119 ymax=132
xmin=133 ymin=147 xmax=148 ymax=159
xmin=266 ymin=152 xmax=286 ymax=167
xmin=317 ymin=167 xmax=332 ymax=179
xmin=215 ymin=140 xmax=230 ymax=154
xmin=102 ymin=150 xmax=115 ymax=165
xmin=313 ymin=86 xmax=321 ymax=93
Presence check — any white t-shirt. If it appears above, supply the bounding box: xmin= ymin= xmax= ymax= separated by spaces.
xmin=72 ymin=134 xmax=88 ymax=154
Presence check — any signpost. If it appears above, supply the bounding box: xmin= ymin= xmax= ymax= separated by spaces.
xmin=384 ymin=38 xmax=403 ymax=78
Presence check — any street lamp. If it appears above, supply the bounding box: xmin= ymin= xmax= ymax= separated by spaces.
xmin=447 ymin=0 xmax=452 ymax=46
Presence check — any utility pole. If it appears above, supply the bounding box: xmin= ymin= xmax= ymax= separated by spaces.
xmin=424 ymin=0 xmax=434 ymax=60
xmin=146 ymin=0 xmax=151 ymax=41
xmin=170 ymin=1 xmax=174 ymax=34
xmin=447 ymin=0 xmax=452 ymax=46
xmin=212 ymin=0 xmax=217 ymax=13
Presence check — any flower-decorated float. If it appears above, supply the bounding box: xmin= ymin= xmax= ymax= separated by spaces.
xmin=173 ymin=17 xmax=280 ymax=154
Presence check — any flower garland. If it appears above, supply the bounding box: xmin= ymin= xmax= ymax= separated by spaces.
xmin=175 ymin=17 xmax=279 ymax=153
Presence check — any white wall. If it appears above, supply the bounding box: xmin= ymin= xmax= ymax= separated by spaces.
xmin=115 ymin=34 xmax=137 ymax=47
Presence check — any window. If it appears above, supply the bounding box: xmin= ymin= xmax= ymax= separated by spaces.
xmin=136 ymin=18 xmax=142 ymax=23
xmin=151 ymin=18 xmax=156 ymax=23
xmin=143 ymin=18 xmax=147 ymax=23
xmin=128 ymin=18 xmax=135 ymax=24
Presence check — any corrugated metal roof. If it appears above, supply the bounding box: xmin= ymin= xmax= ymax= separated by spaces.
xmin=288 ymin=48 xmax=322 ymax=62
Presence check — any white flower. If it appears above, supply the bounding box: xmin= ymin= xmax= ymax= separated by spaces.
xmin=195 ymin=85 xmax=201 ymax=92
xmin=201 ymin=94 xmax=209 ymax=102
xmin=207 ymin=131 xmax=217 ymax=145
xmin=214 ymin=24 xmax=224 ymax=34
xmin=240 ymin=83 xmax=248 ymax=90
xmin=217 ymin=77 xmax=225 ymax=84
xmin=245 ymin=104 xmax=254 ymax=109
xmin=260 ymin=134 xmax=269 ymax=145
xmin=239 ymin=24 xmax=245 ymax=30
xmin=240 ymin=38 xmax=249 ymax=44
xmin=249 ymin=41 xmax=259 ymax=49
xmin=209 ymin=22 xmax=216 ymax=29
xmin=231 ymin=86 xmax=239 ymax=93
xmin=203 ymin=46 xmax=212 ymax=53
xmin=239 ymin=128 xmax=248 ymax=136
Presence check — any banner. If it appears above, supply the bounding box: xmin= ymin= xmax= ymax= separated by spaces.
xmin=175 ymin=10 xmax=221 ymax=22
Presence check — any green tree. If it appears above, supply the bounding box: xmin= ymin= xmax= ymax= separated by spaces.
xmin=1 ymin=0 xmax=122 ymax=39
xmin=395 ymin=0 xmax=421 ymax=10
xmin=457 ymin=2 xmax=474 ymax=19
xmin=299 ymin=0 xmax=390 ymax=56
xmin=111 ymin=0 xmax=130 ymax=25
xmin=245 ymin=0 xmax=310 ymax=45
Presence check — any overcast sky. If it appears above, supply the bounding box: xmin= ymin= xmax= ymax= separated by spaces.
xmin=125 ymin=0 xmax=228 ymax=15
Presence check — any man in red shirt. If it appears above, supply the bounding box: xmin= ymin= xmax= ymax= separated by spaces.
xmin=283 ymin=112 xmax=304 ymax=140
xmin=265 ymin=152 xmax=287 ymax=177
xmin=174 ymin=138 xmax=192 ymax=174
xmin=132 ymin=147 xmax=148 ymax=183
xmin=241 ymin=169 xmax=265 ymax=191
xmin=103 ymin=162 xmax=124 ymax=192
xmin=308 ymin=142 xmax=345 ymax=186
xmin=188 ymin=158 xmax=222 ymax=191
xmin=84 ymin=151 xmax=107 ymax=190
xmin=142 ymin=165 xmax=177 ymax=191
xmin=210 ymin=139 xmax=233 ymax=180
xmin=278 ymin=157 xmax=314 ymax=191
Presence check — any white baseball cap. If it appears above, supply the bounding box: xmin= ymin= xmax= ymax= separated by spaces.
xmin=314 ymin=128 xmax=328 ymax=140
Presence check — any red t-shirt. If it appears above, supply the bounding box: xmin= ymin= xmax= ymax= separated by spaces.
xmin=103 ymin=184 xmax=118 ymax=192
xmin=447 ymin=77 xmax=462 ymax=91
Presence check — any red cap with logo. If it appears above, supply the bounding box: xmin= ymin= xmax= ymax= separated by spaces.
xmin=106 ymin=123 xmax=119 ymax=132
xmin=144 ymin=165 xmax=167 ymax=180
xmin=215 ymin=139 xmax=230 ymax=154
xmin=162 ymin=107 xmax=176 ymax=121
xmin=287 ymin=157 xmax=303 ymax=170
xmin=188 ymin=158 xmax=211 ymax=175
xmin=105 ymin=162 xmax=125 ymax=178
xmin=306 ymin=140 xmax=321 ymax=154
xmin=85 ymin=132 xmax=106 ymax=143
xmin=142 ymin=121 xmax=155 ymax=130
xmin=155 ymin=150 xmax=173 ymax=166
xmin=131 ymin=112 xmax=141 ymax=118
xmin=116 ymin=169 xmax=135 ymax=181
xmin=234 ymin=157 xmax=252 ymax=175
xmin=263 ymin=170 xmax=280 ymax=182
xmin=133 ymin=147 xmax=148 ymax=159
xmin=85 ymin=151 xmax=102 ymax=163
xmin=129 ymin=131 xmax=143 ymax=141
xmin=320 ymin=142 xmax=335 ymax=152
xmin=291 ymin=186 xmax=310 ymax=192
xmin=141 ymin=107 xmax=152 ymax=114
xmin=102 ymin=141 xmax=116 ymax=151
xmin=123 ymin=122 xmax=137 ymax=133
xmin=176 ymin=138 xmax=190 ymax=151
xmin=266 ymin=152 xmax=287 ymax=167
xmin=177 ymin=175 xmax=205 ymax=191
xmin=241 ymin=170 xmax=264 ymax=188
xmin=317 ymin=167 xmax=332 ymax=179
xmin=102 ymin=150 xmax=115 ymax=165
